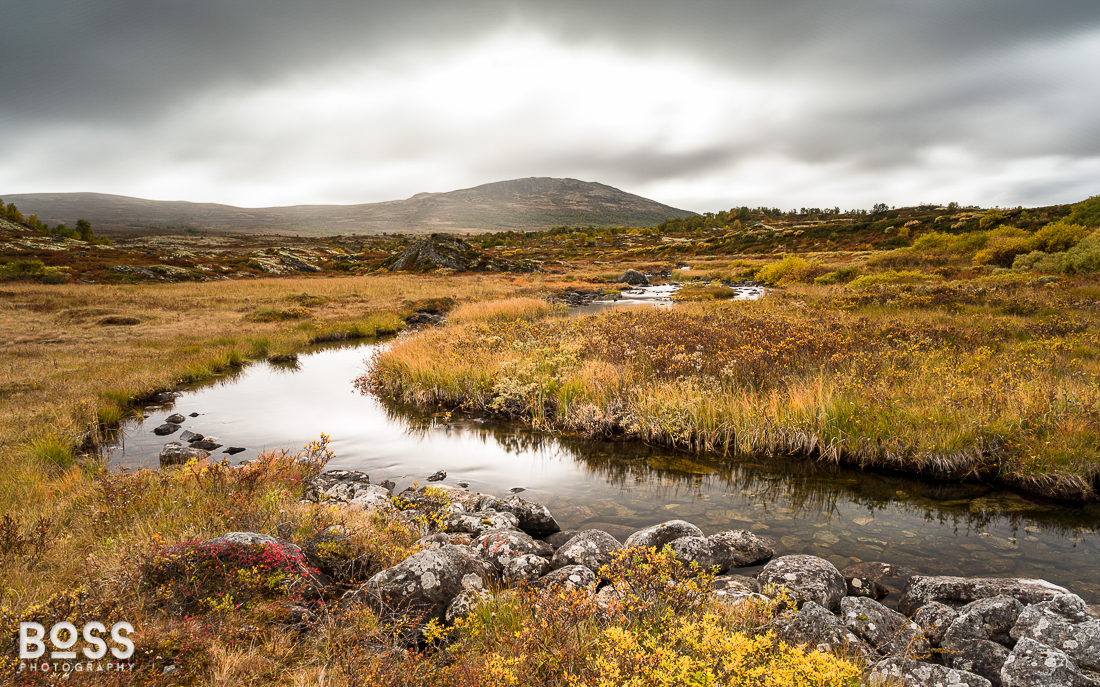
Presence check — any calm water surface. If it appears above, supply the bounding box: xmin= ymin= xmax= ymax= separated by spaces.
xmin=107 ymin=339 xmax=1100 ymax=603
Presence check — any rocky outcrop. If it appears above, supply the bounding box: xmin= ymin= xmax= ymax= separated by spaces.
xmin=386 ymin=234 xmax=535 ymax=273
xmin=617 ymin=269 xmax=650 ymax=286
xmin=898 ymin=576 xmax=1070 ymax=616
xmin=477 ymin=495 xmax=560 ymax=535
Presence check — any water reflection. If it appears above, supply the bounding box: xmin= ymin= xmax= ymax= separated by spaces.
xmin=105 ymin=342 xmax=1100 ymax=603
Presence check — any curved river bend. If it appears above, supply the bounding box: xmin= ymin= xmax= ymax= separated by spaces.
xmin=106 ymin=341 xmax=1100 ymax=603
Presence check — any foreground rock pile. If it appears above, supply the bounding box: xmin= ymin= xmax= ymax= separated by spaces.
xmin=293 ymin=470 xmax=1099 ymax=686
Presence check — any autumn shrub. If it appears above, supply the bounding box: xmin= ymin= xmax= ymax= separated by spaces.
xmin=246 ymin=306 xmax=311 ymax=322
xmin=847 ymin=270 xmax=935 ymax=289
xmin=814 ymin=266 xmax=859 ymax=285
xmin=756 ymin=256 xmax=827 ymax=284
xmin=1030 ymin=220 xmax=1090 ymax=253
xmin=140 ymin=537 xmax=321 ymax=615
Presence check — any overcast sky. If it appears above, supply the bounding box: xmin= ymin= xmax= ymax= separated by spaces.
xmin=1 ymin=1 xmax=1098 ymax=212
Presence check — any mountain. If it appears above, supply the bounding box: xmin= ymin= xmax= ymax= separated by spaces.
xmin=2 ymin=178 xmax=695 ymax=236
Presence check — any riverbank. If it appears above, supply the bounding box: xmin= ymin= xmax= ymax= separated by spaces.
xmin=370 ymin=281 xmax=1100 ymax=501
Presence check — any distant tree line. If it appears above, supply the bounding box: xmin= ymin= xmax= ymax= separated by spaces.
xmin=0 ymin=199 xmax=108 ymax=244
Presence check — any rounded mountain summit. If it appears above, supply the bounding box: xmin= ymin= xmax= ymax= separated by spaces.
xmin=2 ymin=178 xmax=697 ymax=236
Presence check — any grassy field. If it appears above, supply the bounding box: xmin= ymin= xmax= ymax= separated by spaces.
xmin=371 ymin=278 xmax=1100 ymax=501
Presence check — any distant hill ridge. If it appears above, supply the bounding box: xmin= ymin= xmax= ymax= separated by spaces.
xmin=3 ymin=178 xmax=695 ymax=236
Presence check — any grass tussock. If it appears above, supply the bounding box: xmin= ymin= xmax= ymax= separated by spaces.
xmin=371 ymin=285 xmax=1100 ymax=499
xmin=448 ymin=297 xmax=567 ymax=325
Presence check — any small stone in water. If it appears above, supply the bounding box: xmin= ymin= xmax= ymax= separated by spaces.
xmin=222 ymin=447 xmax=246 ymax=455
xmin=457 ymin=482 xmax=469 ymax=488
xmin=427 ymin=470 xmax=446 ymax=482
xmin=166 ymin=413 xmax=186 ymax=424
xmin=510 ymin=487 xmax=526 ymax=493
xmin=189 ymin=412 xmax=200 ymax=417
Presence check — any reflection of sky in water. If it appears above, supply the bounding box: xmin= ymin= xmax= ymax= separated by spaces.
xmin=107 ymin=342 xmax=1100 ymax=604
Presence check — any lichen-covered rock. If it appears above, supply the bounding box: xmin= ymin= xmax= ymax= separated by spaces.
xmin=304 ymin=470 xmax=377 ymax=503
xmin=532 ymin=564 xmax=598 ymax=591
xmin=840 ymin=596 xmax=929 ymax=658
xmin=358 ymin=545 xmax=495 ymax=622
xmin=772 ymin=601 xmax=877 ymax=661
xmin=898 ymin=576 xmax=1069 ymax=616
xmin=423 ymin=485 xmax=488 ymax=512
xmin=478 ymin=495 xmax=560 ymax=535
xmin=159 ymin=442 xmax=210 ymax=466
xmin=1010 ymin=594 xmax=1100 ymax=672
xmin=758 ymin=555 xmax=847 ymax=612
xmin=444 ymin=578 xmax=491 ymax=624
xmin=550 ymin=530 xmax=622 ymax=573
xmin=915 ymin=601 xmax=960 ymax=647
xmin=473 ymin=528 xmax=553 ymax=571
xmin=503 ymin=554 xmax=551 ymax=586
xmin=707 ymin=529 xmax=776 ymax=567
xmin=416 ymin=533 xmax=453 ymax=551
xmin=349 ymin=487 xmax=395 ymax=512
xmin=712 ymin=575 xmax=761 ymax=594
xmin=868 ymin=656 xmax=992 ymax=687
xmin=942 ymin=637 xmax=1010 ymax=687
xmin=443 ymin=511 xmax=520 ymax=535
xmin=944 ymin=596 xmax=1025 ymax=646
xmin=623 ymin=520 xmax=704 ymax=550
xmin=1001 ymin=637 xmax=1100 ymax=687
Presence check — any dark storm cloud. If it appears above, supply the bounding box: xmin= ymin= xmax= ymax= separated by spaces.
xmin=2 ymin=1 xmax=1098 ymax=208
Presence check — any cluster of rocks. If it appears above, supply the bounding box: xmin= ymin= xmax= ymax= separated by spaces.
xmin=300 ymin=469 xmax=1100 ymax=687
xmin=153 ymin=412 xmax=247 ymax=465
xmin=384 ymin=235 xmax=538 ymax=273
xmin=550 ymin=288 xmax=612 ymax=307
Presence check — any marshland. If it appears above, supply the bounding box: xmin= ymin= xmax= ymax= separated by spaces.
xmin=3 ymin=195 xmax=1100 ymax=685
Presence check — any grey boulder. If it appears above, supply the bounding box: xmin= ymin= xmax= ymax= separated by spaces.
xmin=502 ymin=554 xmax=551 ymax=586
xmin=915 ymin=601 xmax=960 ymax=647
xmin=444 ymin=511 xmax=521 ymax=535
xmin=942 ymin=637 xmax=1010 ymax=687
xmin=550 ymin=530 xmax=622 ymax=573
xmin=944 ymin=596 xmax=1025 ymax=646
xmin=473 ymin=528 xmax=553 ymax=571
xmin=623 ymin=520 xmax=703 ymax=550
xmin=1010 ymin=594 xmax=1100 ymax=672
xmin=159 ymin=442 xmax=210 ymax=466
xmin=532 ymin=564 xmax=598 ymax=591
xmin=1001 ymin=637 xmax=1100 ymax=687
xmin=358 ymin=544 xmax=496 ymax=622
xmin=840 ymin=596 xmax=930 ymax=658
xmin=868 ymin=656 xmax=991 ymax=687
xmin=153 ymin=423 xmax=181 ymax=436
xmin=772 ymin=601 xmax=877 ymax=661
xmin=758 ymin=554 xmax=847 ymax=612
